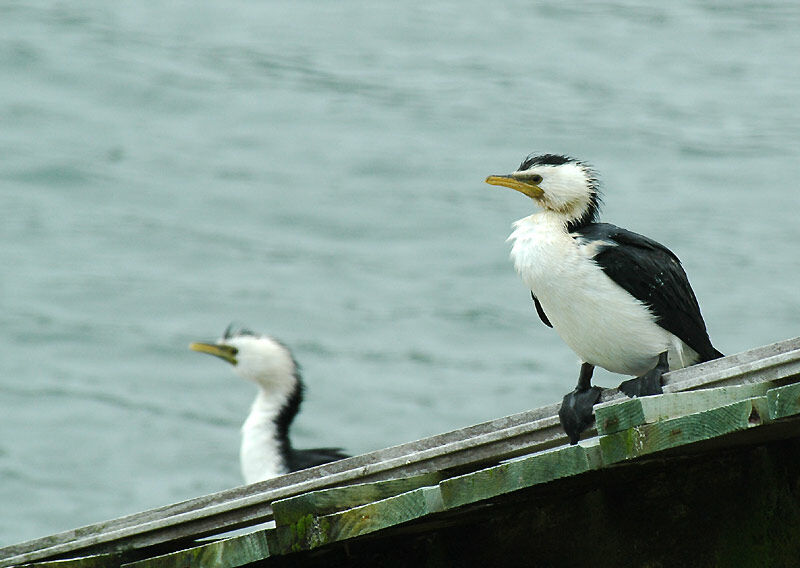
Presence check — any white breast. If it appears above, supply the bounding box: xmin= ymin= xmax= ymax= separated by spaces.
xmin=508 ymin=212 xmax=691 ymax=376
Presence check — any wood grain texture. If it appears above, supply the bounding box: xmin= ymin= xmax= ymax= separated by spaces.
xmin=439 ymin=443 xmax=600 ymax=510
xmin=271 ymin=486 xmax=443 ymax=554
xmin=767 ymin=382 xmax=800 ymax=420
xmin=16 ymin=554 xmax=118 ymax=568
xmin=271 ymin=472 xmax=442 ymax=527
xmin=599 ymin=398 xmax=765 ymax=464
xmin=255 ymin=437 xmax=800 ymax=568
xmin=663 ymin=340 xmax=800 ymax=392
xmin=122 ymin=531 xmax=270 ymax=568
xmin=596 ymin=383 xmax=774 ymax=436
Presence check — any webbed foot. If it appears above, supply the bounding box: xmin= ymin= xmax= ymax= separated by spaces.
xmin=559 ymin=386 xmax=603 ymax=445
xmin=558 ymin=362 xmax=601 ymax=445
xmin=619 ymin=351 xmax=669 ymax=398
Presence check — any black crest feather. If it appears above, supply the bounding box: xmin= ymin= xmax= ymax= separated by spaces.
xmin=223 ymin=323 xmax=257 ymax=340
xmin=517 ymin=153 xmax=576 ymax=171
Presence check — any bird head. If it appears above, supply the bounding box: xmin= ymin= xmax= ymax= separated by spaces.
xmin=486 ymin=153 xmax=601 ymax=228
xmin=190 ymin=325 xmax=300 ymax=395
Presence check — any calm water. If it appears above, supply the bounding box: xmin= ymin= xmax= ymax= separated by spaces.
xmin=2 ymin=0 xmax=800 ymax=545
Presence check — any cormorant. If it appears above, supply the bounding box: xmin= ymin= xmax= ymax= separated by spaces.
xmin=190 ymin=325 xmax=348 ymax=483
xmin=486 ymin=154 xmax=723 ymax=444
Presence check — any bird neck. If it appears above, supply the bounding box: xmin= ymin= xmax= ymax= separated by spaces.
xmin=520 ymin=210 xmax=574 ymax=235
xmin=566 ymin=193 xmax=601 ymax=232
xmin=240 ymin=385 xmax=302 ymax=484
xmin=540 ymin=188 xmax=600 ymax=233
xmin=520 ymin=204 xmax=598 ymax=234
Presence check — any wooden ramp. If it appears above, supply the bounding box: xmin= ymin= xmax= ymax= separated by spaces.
xmin=3 ymin=337 xmax=800 ymax=567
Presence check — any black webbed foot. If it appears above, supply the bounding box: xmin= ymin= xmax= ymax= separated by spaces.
xmin=558 ymin=362 xmax=601 ymax=445
xmin=559 ymin=386 xmax=602 ymax=445
xmin=618 ymin=351 xmax=669 ymax=398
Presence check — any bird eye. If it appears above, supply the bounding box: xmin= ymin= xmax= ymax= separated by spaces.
xmin=517 ymin=173 xmax=542 ymax=184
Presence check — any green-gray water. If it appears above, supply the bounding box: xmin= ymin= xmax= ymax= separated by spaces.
xmin=2 ymin=1 xmax=799 ymax=544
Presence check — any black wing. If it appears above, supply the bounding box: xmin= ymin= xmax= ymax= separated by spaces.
xmin=531 ymin=292 xmax=553 ymax=328
xmin=574 ymin=223 xmax=722 ymax=362
xmin=287 ymin=447 xmax=349 ymax=472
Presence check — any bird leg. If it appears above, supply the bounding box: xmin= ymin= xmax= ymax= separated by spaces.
xmin=618 ymin=351 xmax=669 ymax=398
xmin=558 ymin=362 xmax=602 ymax=445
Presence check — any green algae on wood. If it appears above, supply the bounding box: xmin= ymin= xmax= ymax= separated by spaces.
xmin=17 ymin=554 xmax=119 ymax=568
xmin=766 ymin=381 xmax=800 ymax=420
xmin=271 ymin=471 xmax=442 ymax=527
xmin=271 ymin=485 xmax=443 ymax=555
xmin=439 ymin=443 xmax=601 ymax=510
xmin=596 ymin=383 xmax=774 ymax=436
xmin=599 ymin=397 xmax=766 ymax=464
xmin=122 ymin=531 xmax=270 ymax=568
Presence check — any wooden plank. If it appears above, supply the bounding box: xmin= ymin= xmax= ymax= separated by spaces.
xmin=2 ymin=336 xmax=798 ymax=568
xmin=270 ymin=486 xmax=444 ymax=555
xmin=662 ymin=340 xmax=800 ymax=393
xmin=767 ymin=382 xmax=800 ymax=420
xmin=258 ymin=435 xmax=800 ymax=567
xmin=17 ymin=555 xmax=118 ymax=568
xmin=0 ymin=402 xmax=563 ymax=567
xmin=272 ymin=472 xmax=442 ymax=527
xmin=593 ymin=337 xmax=800 ymax=421
xmin=596 ymin=383 xmax=775 ymax=436
xmin=599 ymin=398 xmax=765 ymax=464
xmin=121 ymin=530 xmax=269 ymax=568
xmin=439 ymin=442 xmax=601 ymax=510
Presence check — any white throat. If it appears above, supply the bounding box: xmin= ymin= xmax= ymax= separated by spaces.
xmin=240 ymin=389 xmax=290 ymax=484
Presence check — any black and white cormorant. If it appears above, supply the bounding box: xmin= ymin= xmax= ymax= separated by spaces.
xmin=189 ymin=325 xmax=348 ymax=484
xmin=486 ymin=154 xmax=723 ymax=444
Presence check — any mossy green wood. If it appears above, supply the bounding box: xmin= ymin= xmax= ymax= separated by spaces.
xmin=16 ymin=554 xmax=118 ymax=568
xmin=270 ymin=485 xmax=443 ymax=555
xmin=438 ymin=443 xmax=600 ymax=510
xmin=121 ymin=531 xmax=270 ymax=568
xmin=766 ymin=382 xmax=800 ymax=420
xmin=596 ymin=383 xmax=774 ymax=436
xmin=599 ymin=398 xmax=765 ymax=464
xmin=271 ymin=472 xmax=442 ymax=527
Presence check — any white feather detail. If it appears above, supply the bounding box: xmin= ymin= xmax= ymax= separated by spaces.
xmin=509 ymin=211 xmax=697 ymax=377
xmin=240 ymin=390 xmax=290 ymax=484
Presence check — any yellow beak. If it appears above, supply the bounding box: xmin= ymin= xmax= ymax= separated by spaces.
xmin=485 ymin=174 xmax=544 ymax=199
xmin=189 ymin=342 xmax=238 ymax=365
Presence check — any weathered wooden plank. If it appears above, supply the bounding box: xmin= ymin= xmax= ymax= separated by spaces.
xmin=662 ymin=340 xmax=800 ymax=393
xmin=592 ymin=338 xmax=800 ymax=421
xmin=262 ymin=436 xmax=800 ymax=568
xmin=0 ymin=403 xmax=563 ymax=567
xmin=271 ymin=472 xmax=442 ymax=527
xmin=17 ymin=554 xmax=118 ymax=568
xmin=0 ymin=491 xmax=268 ymax=567
xmin=121 ymin=530 xmax=269 ymax=568
xmin=439 ymin=442 xmax=601 ymax=510
xmin=0 ymin=404 xmax=577 ymax=567
xmin=596 ymin=383 xmax=775 ymax=436
xmin=3 ymin=337 xmax=798 ymax=568
xmin=599 ymin=398 xmax=765 ymax=464
xmin=767 ymin=382 xmax=800 ymax=420
xmin=270 ymin=486 xmax=444 ymax=555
